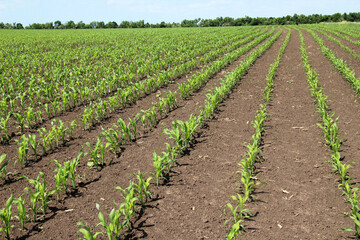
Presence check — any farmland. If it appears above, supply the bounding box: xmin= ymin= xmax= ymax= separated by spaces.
xmin=1 ymin=24 xmax=360 ymax=239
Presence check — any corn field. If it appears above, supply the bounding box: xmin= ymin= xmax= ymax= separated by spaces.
xmin=1 ymin=24 xmax=360 ymax=239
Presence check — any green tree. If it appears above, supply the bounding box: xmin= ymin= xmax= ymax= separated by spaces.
xmin=16 ymin=23 xmax=24 ymax=29
xmin=44 ymin=22 xmax=53 ymax=29
xmin=76 ymin=21 xmax=86 ymax=29
xmin=105 ymin=21 xmax=118 ymax=28
xmin=65 ymin=20 xmax=75 ymax=29
xmin=120 ymin=20 xmax=130 ymax=28
xmin=97 ymin=21 xmax=105 ymax=28
xmin=54 ymin=20 xmax=62 ymax=29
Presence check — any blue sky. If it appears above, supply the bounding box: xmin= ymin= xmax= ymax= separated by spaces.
xmin=0 ymin=0 xmax=359 ymax=26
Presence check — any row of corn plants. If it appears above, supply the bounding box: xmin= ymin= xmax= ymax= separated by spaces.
xmin=0 ymin=119 xmax=77 ymax=174
xmin=179 ymin=28 xmax=277 ymax=99
xmin=225 ymin=28 xmax=291 ymax=239
xmin=303 ymin=28 xmax=360 ymax=96
xmin=310 ymin=26 xmax=360 ymax=62
xmin=74 ymin=28 xmax=283 ymax=240
xmin=0 ymin=28 xmax=243 ymax=118
xmin=2 ymin=28 xmax=272 ymax=178
xmin=317 ymin=25 xmax=360 ymax=47
xmin=83 ymin=25 xmax=271 ymax=171
xmin=0 ymin=152 xmax=84 ymax=239
xmin=298 ymin=28 xmax=360 ymax=237
xmin=79 ymin=27 xmax=267 ymax=131
xmin=0 ymin=28 xmax=265 ymax=146
xmin=0 ymin=28 xmax=260 ymax=141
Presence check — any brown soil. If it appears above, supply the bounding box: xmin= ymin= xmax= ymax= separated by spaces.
xmin=314 ymin=29 xmax=360 ymax=79
xmin=135 ymin=29 xmax=287 ymax=240
xmin=1 ymin=27 xmax=359 ymax=240
xmin=318 ymin=28 xmax=360 ymax=55
xmin=243 ymin=30 xmax=353 ymax=239
xmin=303 ymin=29 xmax=360 ymax=187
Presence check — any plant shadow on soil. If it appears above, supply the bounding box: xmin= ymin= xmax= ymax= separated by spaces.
xmin=17 ymin=210 xmax=59 ymax=240
xmin=124 ymin=195 xmax=163 ymax=239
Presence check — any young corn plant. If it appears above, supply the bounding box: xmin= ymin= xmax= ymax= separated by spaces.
xmin=116 ymin=182 xmax=139 ymax=230
xmin=69 ymin=120 xmax=77 ymax=140
xmin=163 ymin=122 xmax=183 ymax=154
xmin=52 ymin=159 xmax=69 ymax=201
xmin=343 ymin=188 xmax=360 ymax=237
xmin=86 ymin=138 xmax=110 ymax=170
xmin=77 ymin=221 xmax=103 ymax=240
xmin=133 ymin=171 xmax=152 ymax=207
xmin=23 ymin=172 xmax=55 ymax=218
xmin=25 ymin=107 xmax=36 ymax=129
xmin=128 ymin=117 xmax=139 ymax=142
xmin=14 ymin=196 xmax=28 ymax=231
xmin=28 ymin=134 xmax=40 ymax=161
xmin=36 ymin=110 xmax=43 ymax=124
xmin=38 ymin=127 xmax=53 ymax=155
xmin=225 ymin=193 xmax=252 ymax=240
xmin=117 ymin=119 xmax=131 ymax=145
xmin=51 ymin=119 xmax=68 ymax=147
xmin=152 ymin=151 xmax=169 ymax=186
xmin=15 ymin=135 xmax=30 ymax=168
xmin=44 ymin=103 xmax=52 ymax=119
xmin=24 ymin=186 xmax=40 ymax=222
xmin=101 ymin=127 xmax=123 ymax=158
xmin=67 ymin=148 xmax=84 ymax=189
xmin=0 ymin=113 xmax=11 ymax=144
xmin=95 ymin=203 xmax=123 ymax=240
xmin=13 ymin=113 xmax=25 ymax=133
xmin=0 ymin=195 xmax=14 ymax=240
xmin=0 ymin=154 xmax=9 ymax=180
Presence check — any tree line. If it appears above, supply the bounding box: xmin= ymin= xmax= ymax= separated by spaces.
xmin=1 ymin=12 xmax=360 ymax=29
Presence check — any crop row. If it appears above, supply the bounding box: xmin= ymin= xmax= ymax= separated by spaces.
xmin=77 ymin=28 xmax=283 ymax=240
xmin=298 ymin=28 xmax=360 ymax=237
xmin=0 ymin=28 xmax=241 ymax=119
xmin=302 ymin=28 xmax=360 ymax=97
xmin=0 ymin=27 xmax=276 ymax=183
xmin=0 ymin=28 xmax=267 ymax=144
xmin=225 ymin=28 xmax=291 ymax=239
xmin=0 ymin=28 xmax=282 ymax=239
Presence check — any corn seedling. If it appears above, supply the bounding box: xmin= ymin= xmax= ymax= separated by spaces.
xmin=14 ymin=196 xmax=28 ymax=231
xmin=0 ymin=154 xmax=9 ymax=180
xmin=13 ymin=113 xmax=25 ymax=133
xmin=0 ymin=113 xmax=11 ymax=144
xmin=343 ymin=188 xmax=360 ymax=237
xmin=38 ymin=127 xmax=53 ymax=155
xmin=69 ymin=120 xmax=77 ymax=140
xmin=25 ymin=107 xmax=36 ymax=129
xmin=0 ymin=195 xmax=14 ymax=240
xmin=117 ymin=119 xmax=131 ymax=144
xmin=101 ymin=127 xmax=123 ymax=157
xmin=23 ymin=172 xmax=55 ymax=218
xmin=133 ymin=171 xmax=152 ymax=207
xmin=52 ymin=159 xmax=69 ymax=201
xmin=67 ymin=148 xmax=84 ymax=189
xmin=163 ymin=122 xmax=183 ymax=153
xmin=128 ymin=117 xmax=139 ymax=141
xmin=116 ymin=182 xmax=139 ymax=229
xmin=77 ymin=221 xmax=103 ymax=240
xmin=36 ymin=110 xmax=43 ymax=124
xmin=86 ymin=138 xmax=110 ymax=170
xmin=95 ymin=203 xmax=123 ymax=240
xmin=28 ymin=134 xmax=40 ymax=161
xmin=15 ymin=135 xmax=30 ymax=168
xmin=152 ymin=151 xmax=169 ymax=186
